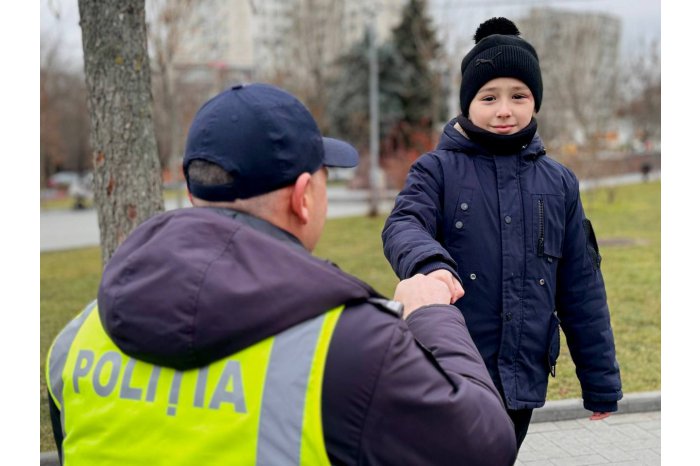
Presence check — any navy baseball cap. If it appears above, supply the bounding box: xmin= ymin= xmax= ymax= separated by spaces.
xmin=183 ymin=83 xmax=359 ymax=201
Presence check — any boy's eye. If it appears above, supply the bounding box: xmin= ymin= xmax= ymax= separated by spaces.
xmin=513 ymin=94 xmax=529 ymax=100
xmin=481 ymin=96 xmax=496 ymax=102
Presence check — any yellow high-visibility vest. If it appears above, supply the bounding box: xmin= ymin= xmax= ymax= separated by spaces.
xmin=46 ymin=301 xmax=343 ymax=466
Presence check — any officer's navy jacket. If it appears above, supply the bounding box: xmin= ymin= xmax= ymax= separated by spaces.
xmin=49 ymin=207 xmax=517 ymax=465
xmin=382 ymin=119 xmax=623 ymax=412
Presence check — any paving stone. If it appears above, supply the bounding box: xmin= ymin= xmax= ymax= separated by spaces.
xmin=515 ymin=459 xmax=556 ymax=466
xmin=515 ymin=460 xmax=556 ymax=466
xmin=614 ymin=424 xmax=657 ymax=440
xmin=555 ymin=420 xmax=588 ymax=431
xmin=550 ymin=440 xmax=596 ymax=457
xmin=581 ymin=422 xmax=620 ymax=435
xmin=630 ymin=449 xmax=661 ymax=459
xmin=528 ymin=422 xmax=560 ymax=433
xmin=516 ymin=412 xmax=661 ymax=464
xmin=572 ymin=429 xmax=607 ymax=447
xmin=549 ymin=454 xmax=609 ymax=465
xmin=525 ymin=435 xmax=560 ymax=449
xmin=517 ymin=446 xmax=570 ymax=462
xmin=618 ymin=438 xmax=661 ymax=451
xmin=596 ymin=447 xmax=636 ymax=462
xmin=542 ymin=430 xmax=579 ymax=443
xmin=604 ymin=412 xmax=655 ymax=425
xmin=637 ymin=421 xmax=661 ymax=431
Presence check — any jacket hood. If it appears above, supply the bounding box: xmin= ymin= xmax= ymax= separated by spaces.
xmin=98 ymin=208 xmax=378 ymax=370
xmin=437 ymin=117 xmax=545 ymax=159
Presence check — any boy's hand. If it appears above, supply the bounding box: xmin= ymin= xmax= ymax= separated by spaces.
xmin=589 ymin=412 xmax=611 ymax=421
xmin=394 ymin=274 xmax=452 ymax=319
xmin=427 ymin=269 xmax=465 ymax=303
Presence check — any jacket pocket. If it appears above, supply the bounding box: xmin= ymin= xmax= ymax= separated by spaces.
xmin=532 ymin=194 xmax=565 ymax=259
xmin=547 ymin=311 xmax=561 ymax=377
xmin=582 ymin=218 xmax=602 ymax=269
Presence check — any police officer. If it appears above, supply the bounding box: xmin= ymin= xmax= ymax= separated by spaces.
xmin=46 ymin=83 xmax=517 ymax=465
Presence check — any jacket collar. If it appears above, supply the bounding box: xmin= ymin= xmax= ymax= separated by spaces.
xmin=438 ymin=117 xmax=546 ymax=160
xmin=205 ymin=207 xmax=306 ymax=252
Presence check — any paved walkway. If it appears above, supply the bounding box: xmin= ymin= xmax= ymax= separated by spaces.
xmin=40 ymin=172 xmax=659 ymax=252
xmin=516 ymin=411 xmax=661 ymax=465
xmin=40 ymin=187 xmax=397 ymax=252
xmin=40 ymin=410 xmax=661 ymax=466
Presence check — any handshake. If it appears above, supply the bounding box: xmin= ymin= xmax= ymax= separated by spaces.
xmin=394 ymin=270 xmax=465 ymax=319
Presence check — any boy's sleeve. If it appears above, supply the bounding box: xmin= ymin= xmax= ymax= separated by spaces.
xmin=556 ymin=175 xmax=623 ymax=412
xmin=382 ymin=154 xmax=460 ymax=280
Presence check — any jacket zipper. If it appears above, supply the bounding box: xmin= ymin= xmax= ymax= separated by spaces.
xmin=537 ymin=198 xmax=545 ymax=257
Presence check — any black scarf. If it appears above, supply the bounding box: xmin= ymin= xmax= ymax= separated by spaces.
xmin=456 ymin=115 xmax=538 ymax=156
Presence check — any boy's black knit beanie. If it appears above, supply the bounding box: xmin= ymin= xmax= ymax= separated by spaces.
xmin=459 ymin=17 xmax=543 ymax=115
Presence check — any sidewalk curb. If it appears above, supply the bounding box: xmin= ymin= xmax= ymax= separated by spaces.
xmin=531 ymin=390 xmax=661 ymax=423
xmin=40 ymin=452 xmax=59 ymax=466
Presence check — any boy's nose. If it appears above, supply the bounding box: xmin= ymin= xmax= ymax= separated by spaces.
xmin=496 ymin=103 xmax=512 ymax=118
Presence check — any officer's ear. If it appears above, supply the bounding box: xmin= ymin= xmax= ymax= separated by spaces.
xmin=290 ymin=172 xmax=312 ymax=225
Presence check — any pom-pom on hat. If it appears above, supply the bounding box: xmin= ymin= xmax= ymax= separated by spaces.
xmin=459 ymin=17 xmax=543 ymax=115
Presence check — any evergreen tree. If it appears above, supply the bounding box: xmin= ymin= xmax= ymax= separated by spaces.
xmin=325 ymin=1 xmax=446 ymax=187
xmin=325 ymin=31 xmax=407 ymax=153
xmin=391 ymin=0 xmax=445 ymax=128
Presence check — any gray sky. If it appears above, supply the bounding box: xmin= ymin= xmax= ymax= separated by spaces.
xmin=41 ymin=0 xmax=660 ymax=72
xmin=430 ymin=0 xmax=660 ymax=57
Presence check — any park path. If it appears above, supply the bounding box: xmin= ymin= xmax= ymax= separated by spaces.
xmin=40 ymin=187 xmax=396 ymax=252
xmin=40 ymin=172 xmax=659 ymax=252
xmin=516 ymin=411 xmax=660 ymax=465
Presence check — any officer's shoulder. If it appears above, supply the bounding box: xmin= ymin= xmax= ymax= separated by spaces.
xmin=368 ymin=297 xmax=404 ymax=318
xmin=348 ymin=297 xmax=404 ymax=319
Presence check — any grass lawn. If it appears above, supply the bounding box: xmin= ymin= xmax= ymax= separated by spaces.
xmin=39 ymin=180 xmax=660 ymax=451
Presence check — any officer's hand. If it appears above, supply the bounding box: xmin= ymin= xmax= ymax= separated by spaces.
xmin=427 ymin=269 xmax=465 ymax=304
xmin=394 ymin=274 xmax=452 ymax=319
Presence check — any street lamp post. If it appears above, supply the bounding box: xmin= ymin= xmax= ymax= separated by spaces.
xmin=367 ymin=13 xmax=380 ymax=217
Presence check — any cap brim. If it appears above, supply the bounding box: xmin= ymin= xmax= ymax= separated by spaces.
xmin=322 ymin=137 xmax=359 ymax=168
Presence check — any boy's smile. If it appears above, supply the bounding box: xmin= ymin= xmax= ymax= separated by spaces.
xmin=468 ymin=77 xmax=535 ymax=135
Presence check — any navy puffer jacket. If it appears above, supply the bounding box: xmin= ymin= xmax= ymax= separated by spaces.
xmin=383 ymin=118 xmax=623 ymax=411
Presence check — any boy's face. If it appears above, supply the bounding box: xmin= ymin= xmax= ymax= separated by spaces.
xmin=467 ymin=77 xmax=535 ymax=135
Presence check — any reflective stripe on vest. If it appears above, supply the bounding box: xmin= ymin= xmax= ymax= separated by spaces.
xmin=46 ymin=300 xmax=96 ymax=449
xmin=46 ymin=302 xmax=343 ymax=466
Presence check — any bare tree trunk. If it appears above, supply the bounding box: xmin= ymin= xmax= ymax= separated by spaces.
xmin=78 ymin=0 xmax=164 ymax=264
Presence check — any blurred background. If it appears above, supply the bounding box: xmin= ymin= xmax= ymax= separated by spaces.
xmin=40 ymin=0 xmax=660 ymax=206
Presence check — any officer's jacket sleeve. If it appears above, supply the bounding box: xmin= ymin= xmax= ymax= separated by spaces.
xmin=324 ymin=303 xmax=516 ymax=465
xmin=555 ymin=175 xmax=623 ymax=411
xmin=382 ymin=153 xmax=460 ymax=280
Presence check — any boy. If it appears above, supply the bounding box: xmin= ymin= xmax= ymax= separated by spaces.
xmin=382 ymin=17 xmax=623 ymax=448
